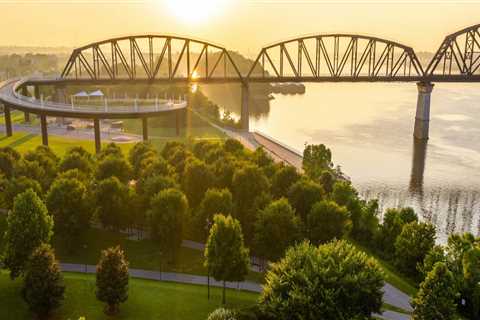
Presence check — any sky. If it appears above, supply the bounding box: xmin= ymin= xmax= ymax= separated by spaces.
xmin=0 ymin=0 xmax=479 ymax=56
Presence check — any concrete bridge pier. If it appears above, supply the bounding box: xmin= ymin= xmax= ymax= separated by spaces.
xmin=94 ymin=119 xmax=101 ymax=154
xmin=21 ymin=86 xmax=30 ymax=122
xmin=40 ymin=114 xmax=48 ymax=146
xmin=241 ymin=83 xmax=250 ymax=132
xmin=3 ymin=105 xmax=12 ymax=137
xmin=414 ymin=82 xmax=434 ymax=140
xmin=175 ymin=110 xmax=181 ymax=136
xmin=142 ymin=117 xmax=149 ymax=141
xmin=54 ymin=85 xmax=67 ymax=125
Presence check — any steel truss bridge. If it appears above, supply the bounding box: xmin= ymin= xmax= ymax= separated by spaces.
xmin=1 ymin=23 xmax=480 ymax=152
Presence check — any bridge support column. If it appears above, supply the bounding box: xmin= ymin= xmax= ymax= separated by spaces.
xmin=55 ymin=85 xmax=67 ymax=125
xmin=4 ymin=105 xmax=12 ymax=137
xmin=142 ymin=117 xmax=149 ymax=141
xmin=34 ymin=86 xmax=41 ymax=121
xmin=34 ymin=85 xmax=40 ymax=100
xmin=175 ymin=110 xmax=180 ymax=136
xmin=21 ymin=87 xmax=30 ymax=123
xmin=40 ymin=114 xmax=48 ymax=146
xmin=241 ymin=83 xmax=250 ymax=132
xmin=414 ymin=82 xmax=434 ymax=140
xmin=94 ymin=119 xmax=101 ymax=154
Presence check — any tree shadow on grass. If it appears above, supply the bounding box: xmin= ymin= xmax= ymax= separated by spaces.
xmin=7 ymin=133 xmax=37 ymax=148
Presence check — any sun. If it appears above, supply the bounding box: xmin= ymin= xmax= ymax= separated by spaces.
xmin=165 ymin=0 xmax=227 ymax=24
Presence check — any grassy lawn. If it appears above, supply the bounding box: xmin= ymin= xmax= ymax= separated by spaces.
xmin=0 ymin=132 xmax=134 ymax=156
xmin=0 ymin=108 xmax=226 ymax=156
xmin=123 ymin=109 xmax=227 ymax=140
xmin=0 ymin=271 xmax=258 ymax=320
xmin=350 ymin=239 xmax=418 ymax=297
xmin=53 ymin=228 xmax=265 ymax=283
xmin=0 ymin=216 xmax=263 ymax=284
xmin=0 ymin=110 xmax=40 ymax=126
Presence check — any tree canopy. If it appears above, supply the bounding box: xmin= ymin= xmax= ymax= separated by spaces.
xmin=3 ymin=189 xmax=53 ymax=279
xmin=260 ymin=240 xmax=384 ymax=320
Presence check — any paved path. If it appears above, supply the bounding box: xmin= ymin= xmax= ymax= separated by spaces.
xmin=252 ymin=131 xmax=304 ymax=171
xmin=60 ymin=262 xmax=261 ymax=292
xmin=0 ymin=123 xmax=141 ymax=143
xmin=59 ymin=262 xmax=410 ymax=319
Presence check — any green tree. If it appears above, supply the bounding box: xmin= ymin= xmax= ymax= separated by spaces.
xmin=271 ymin=165 xmax=300 ymax=199
xmin=463 ymin=246 xmax=480 ymax=319
xmin=418 ymin=245 xmax=446 ymax=279
xmin=287 ymin=178 xmax=324 ymax=225
xmin=204 ymin=214 xmax=250 ymax=304
xmin=148 ymin=188 xmax=188 ymax=255
xmin=94 ymin=177 xmax=130 ymax=230
xmin=183 ymin=159 xmax=215 ymax=208
xmin=97 ymin=142 xmax=123 ymax=160
xmin=207 ymin=308 xmax=236 ymax=320
xmin=138 ymin=156 xmax=173 ymax=179
xmin=96 ymin=155 xmax=132 ymax=184
xmin=412 ymin=262 xmax=458 ymax=320
xmin=395 ymin=222 xmax=436 ymax=278
xmin=212 ymin=157 xmax=236 ymax=190
xmin=307 ymin=200 xmax=350 ymax=244
xmin=0 ymin=151 xmax=17 ymax=178
xmin=319 ymin=170 xmax=335 ymax=193
xmin=3 ymin=176 xmax=42 ymax=209
xmin=3 ymin=189 xmax=53 ymax=278
xmin=128 ymin=141 xmax=156 ymax=177
xmin=302 ymin=144 xmax=333 ymax=181
xmin=232 ymin=164 xmax=270 ymax=238
xmin=260 ymin=240 xmax=384 ymax=320
xmin=224 ymin=138 xmax=244 ymax=154
xmin=46 ymin=177 xmax=91 ymax=250
xmin=16 ymin=159 xmax=47 ymax=190
xmin=197 ymin=188 xmax=233 ymax=239
xmin=22 ymin=244 xmax=65 ymax=318
xmin=59 ymin=150 xmax=95 ymax=178
xmin=136 ymin=174 xmax=178 ymax=212
xmin=96 ymin=246 xmax=129 ymax=315
xmin=254 ymin=198 xmax=301 ymax=262
xmin=23 ymin=145 xmax=58 ymax=188
xmin=377 ymin=207 xmax=418 ymax=257
xmin=445 ymin=233 xmax=478 ymax=317
xmin=353 ymin=199 xmax=380 ymax=243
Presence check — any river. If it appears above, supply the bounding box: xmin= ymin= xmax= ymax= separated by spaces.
xmin=202 ymin=83 xmax=480 ymax=243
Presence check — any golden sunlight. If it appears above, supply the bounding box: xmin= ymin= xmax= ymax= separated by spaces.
xmin=165 ymin=0 xmax=228 ymax=24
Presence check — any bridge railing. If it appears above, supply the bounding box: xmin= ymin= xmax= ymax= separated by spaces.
xmin=11 ymin=79 xmax=187 ymax=114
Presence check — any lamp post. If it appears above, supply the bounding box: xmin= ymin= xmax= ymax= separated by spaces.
xmin=205 ymin=217 xmax=212 ymax=300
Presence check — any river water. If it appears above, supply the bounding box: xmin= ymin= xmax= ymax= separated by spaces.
xmin=202 ymin=83 xmax=480 ymax=243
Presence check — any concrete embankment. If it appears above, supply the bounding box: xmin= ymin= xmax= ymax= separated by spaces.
xmin=251 ymin=130 xmax=304 ymax=171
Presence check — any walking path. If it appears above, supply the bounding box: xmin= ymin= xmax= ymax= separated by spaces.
xmin=58 ymin=262 xmax=410 ymax=320
xmin=0 ymin=123 xmax=142 ymax=143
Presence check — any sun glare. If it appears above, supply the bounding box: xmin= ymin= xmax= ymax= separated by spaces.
xmin=165 ymin=0 xmax=227 ymax=24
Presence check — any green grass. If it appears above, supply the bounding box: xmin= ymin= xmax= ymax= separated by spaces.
xmin=350 ymin=239 xmax=418 ymax=296
xmin=382 ymin=303 xmax=412 ymax=315
xmin=0 ymin=215 xmax=263 ymax=284
xmin=52 ymin=228 xmax=264 ymax=284
xmin=123 ymin=109 xmax=227 ymax=140
xmin=0 ymin=111 xmax=39 ymax=126
xmin=0 ymin=132 xmax=134 ymax=156
xmin=0 ymin=271 xmax=258 ymax=320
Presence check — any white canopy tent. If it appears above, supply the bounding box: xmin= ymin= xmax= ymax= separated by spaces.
xmin=89 ymin=90 xmax=104 ymax=98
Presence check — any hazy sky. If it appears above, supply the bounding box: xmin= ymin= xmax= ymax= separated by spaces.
xmin=1 ymin=0 xmax=479 ymax=56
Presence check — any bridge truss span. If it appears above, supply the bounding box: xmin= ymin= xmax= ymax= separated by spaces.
xmin=61 ymin=35 xmax=244 ymax=83
xmin=247 ymin=34 xmax=424 ymax=82
xmin=426 ymin=24 xmax=480 ymax=81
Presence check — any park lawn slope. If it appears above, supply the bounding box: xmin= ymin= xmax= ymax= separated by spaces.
xmin=349 ymin=239 xmax=418 ymax=296
xmin=0 ymin=271 xmax=258 ymax=320
xmin=0 ymin=131 xmax=134 ymax=156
